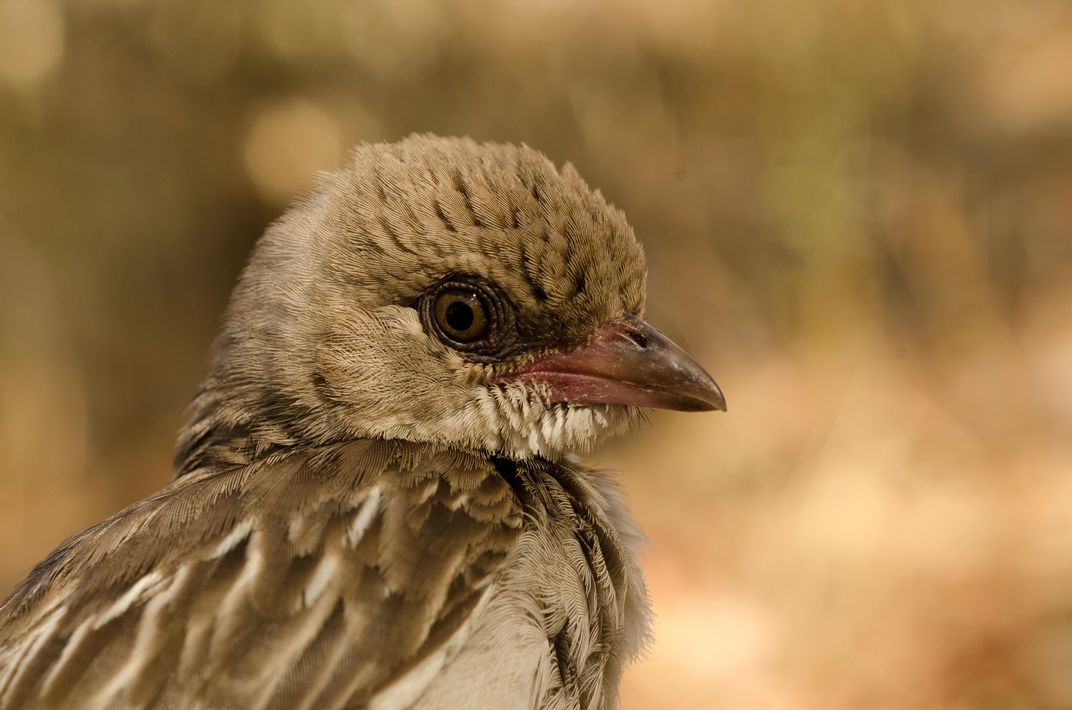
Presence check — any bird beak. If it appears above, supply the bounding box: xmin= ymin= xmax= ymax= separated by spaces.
xmin=508 ymin=313 xmax=726 ymax=412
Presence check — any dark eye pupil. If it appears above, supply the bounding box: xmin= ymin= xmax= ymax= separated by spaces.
xmin=445 ymin=300 xmax=474 ymax=332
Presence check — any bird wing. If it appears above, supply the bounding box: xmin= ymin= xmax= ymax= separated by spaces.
xmin=0 ymin=440 xmax=522 ymax=710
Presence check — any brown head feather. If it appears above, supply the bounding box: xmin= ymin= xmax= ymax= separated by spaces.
xmin=176 ymin=136 xmax=648 ymax=475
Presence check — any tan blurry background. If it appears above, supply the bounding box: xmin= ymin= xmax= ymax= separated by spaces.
xmin=2 ymin=0 xmax=1072 ymax=707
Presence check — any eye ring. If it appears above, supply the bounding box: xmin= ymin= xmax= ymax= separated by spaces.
xmin=419 ymin=274 xmax=517 ymax=360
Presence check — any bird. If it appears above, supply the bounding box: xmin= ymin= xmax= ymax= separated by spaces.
xmin=0 ymin=135 xmax=724 ymax=710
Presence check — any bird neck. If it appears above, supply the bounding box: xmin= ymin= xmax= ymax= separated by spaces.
xmin=172 ymin=380 xmax=303 ymax=478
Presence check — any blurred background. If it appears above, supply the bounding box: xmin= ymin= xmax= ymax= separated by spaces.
xmin=1 ymin=0 xmax=1071 ymax=707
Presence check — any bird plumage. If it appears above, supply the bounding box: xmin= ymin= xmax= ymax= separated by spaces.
xmin=0 ymin=442 xmax=646 ymax=709
xmin=0 ymin=135 xmax=722 ymax=709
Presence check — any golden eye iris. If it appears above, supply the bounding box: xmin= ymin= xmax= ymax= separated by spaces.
xmin=433 ymin=289 xmax=489 ymax=343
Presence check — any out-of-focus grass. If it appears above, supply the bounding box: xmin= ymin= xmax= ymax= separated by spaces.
xmin=1 ymin=1 xmax=1070 ymax=707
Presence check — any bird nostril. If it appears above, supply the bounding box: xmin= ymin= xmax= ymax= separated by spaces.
xmin=620 ymin=328 xmax=649 ymax=350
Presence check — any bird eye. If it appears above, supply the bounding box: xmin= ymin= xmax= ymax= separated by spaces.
xmin=420 ymin=273 xmax=516 ymax=362
xmin=419 ymin=275 xmax=517 ymax=361
xmin=434 ymin=289 xmax=489 ymax=343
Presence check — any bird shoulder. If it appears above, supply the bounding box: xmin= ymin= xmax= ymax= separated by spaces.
xmin=0 ymin=440 xmax=523 ymax=709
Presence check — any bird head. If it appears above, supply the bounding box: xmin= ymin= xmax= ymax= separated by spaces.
xmin=180 ymin=135 xmax=723 ymax=469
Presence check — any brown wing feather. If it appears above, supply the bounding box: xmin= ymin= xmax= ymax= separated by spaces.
xmin=0 ymin=440 xmax=522 ymax=710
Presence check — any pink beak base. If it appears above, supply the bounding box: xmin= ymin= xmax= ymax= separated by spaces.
xmin=504 ymin=314 xmax=726 ymax=412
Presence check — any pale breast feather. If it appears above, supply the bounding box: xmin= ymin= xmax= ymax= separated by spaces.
xmin=0 ymin=440 xmax=523 ymax=710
